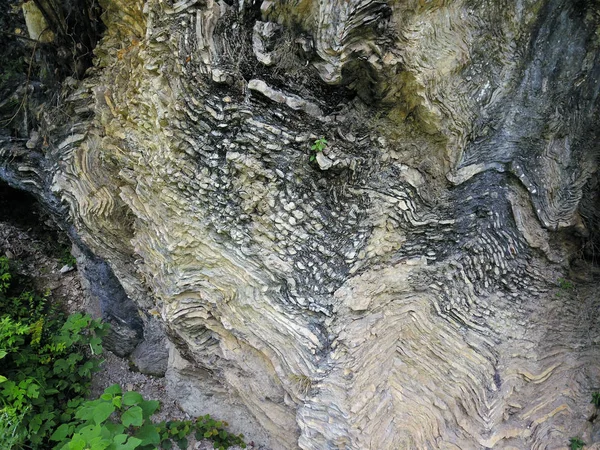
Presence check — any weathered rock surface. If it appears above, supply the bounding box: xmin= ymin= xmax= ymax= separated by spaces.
xmin=130 ymin=317 xmax=169 ymax=376
xmin=1 ymin=0 xmax=600 ymax=448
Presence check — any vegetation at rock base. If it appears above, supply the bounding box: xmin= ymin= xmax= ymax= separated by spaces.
xmin=0 ymin=256 xmax=245 ymax=449
xmin=52 ymin=384 xmax=246 ymax=450
xmin=0 ymin=255 xmax=108 ymax=448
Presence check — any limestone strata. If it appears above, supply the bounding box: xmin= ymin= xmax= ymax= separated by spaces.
xmin=1 ymin=0 xmax=600 ymax=448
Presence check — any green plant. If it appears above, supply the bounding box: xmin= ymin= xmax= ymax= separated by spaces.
xmin=0 ymin=256 xmax=108 ymax=449
xmin=592 ymin=392 xmax=600 ymax=408
xmin=52 ymin=384 xmax=246 ymax=450
xmin=0 ymin=256 xmax=243 ymax=450
xmin=0 ymin=405 xmax=29 ymax=449
xmin=289 ymin=373 xmax=312 ymax=395
xmin=570 ymin=437 xmax=586 ymax=450
xmin=558 ymin=277 xmax=574 ymax=290
xmin=60 ymin=248 xmax=77 ymax=268
xmin=556 ymin=277 xmax=575 ymax=297
xmin=310 ymin=137 xmax=327 ymax=161
xmin=191 ymin=415 xmax=245 ymax=450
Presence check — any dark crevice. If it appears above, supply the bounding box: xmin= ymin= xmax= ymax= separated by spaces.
xmin=0 ymin=180 xmax=67 ymax=256
xmin=0 ymin=0 xmax=105 ymax=138
xmin=213 ymin=7 xmax=357 ymax=115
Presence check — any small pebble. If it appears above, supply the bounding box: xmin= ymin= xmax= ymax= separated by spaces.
xmin=60 ymin=264 xmax=75 ymax=274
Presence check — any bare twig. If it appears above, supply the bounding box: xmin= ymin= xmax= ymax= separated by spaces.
xmin=0 ymin=36 xmax=40 ymax=127
xmin=0 ymin=30 xmax=41 ymax=44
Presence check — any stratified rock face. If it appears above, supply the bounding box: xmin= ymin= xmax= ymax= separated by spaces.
xmin=2 ymin=0 xmax=600 ymax=448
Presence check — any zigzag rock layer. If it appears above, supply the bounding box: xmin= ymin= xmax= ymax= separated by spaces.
xmin=1 ymin=0 xmax=600 ymax=448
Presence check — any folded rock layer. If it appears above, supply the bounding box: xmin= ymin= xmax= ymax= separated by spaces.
xmin=1 ymin=0 xmax=600 ymax=448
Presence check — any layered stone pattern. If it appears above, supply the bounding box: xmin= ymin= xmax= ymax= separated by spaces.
xmin=2 ymin=0 xmax=600 ymax=448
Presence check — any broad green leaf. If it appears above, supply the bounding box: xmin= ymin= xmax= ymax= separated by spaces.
xmin=27 ymin=382 xmax=40 ymax=399
xmin=104 ymin=422 xmax=125 ymax=436
xmin=122 ymin=391 xmax=144 ymax=406
xmin=88 ymin=435 xmax=111 ymax=450
xmin=92 ymin=402 xmax=116 ymax=424
xmin=75 ymin=405 xmax=95 ymax=422
xmin=0 ymin=349 xmax=7 ymax=359
xmin=90 ymin=336 xmax=103 ymax=355
xmin=79 ymin=360 xmax=95 ymax=377
xmin=79 ymin=424 xmax=102 ymax=439
xmin=99 ymin=421 xmax=112 ymax=440
xmin=136 ymin=423 xmax=160 ymax=446
xmin=139 ymin=399 xmax=160 ymax=419
xmin=67 ymin=434 xmax=87 ymax=450
xmin=68 ymin=398 xmax=84 ymax=408
xmin=29 ymin=414 xmax=42 ymax=432
xmin=115 ymin=436 xmax=142 ymax=450
xmin=53 ymin=358 xmax=70 ymax=374
xmin=113 ymin=434 xmax=128 ymax=445
xmin=104 ymin=384 xmax=122 ymax=396
xmin=0 ymin=374 xmax=7 ymax=383
xmin=122 ymin=406 xmax=143 ymax=427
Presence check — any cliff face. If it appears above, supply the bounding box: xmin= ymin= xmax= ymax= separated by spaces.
xmin=2 ymin=0 xmax=600 ymax=448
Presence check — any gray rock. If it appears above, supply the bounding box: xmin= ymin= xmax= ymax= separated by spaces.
xmin=26 ymin=130 xmax=40 ymax=149
xmin=252 ymin=21 xmax=281 ymax=66
xmin=74 ymin=247 xmax=143 ymax=357
xmin=315 ymin=152 xmax=332 ymax=170
xmin=130 ymin=319 xmax=169 ymax=377
xmin=59 ymin=264 xmax=75 ymax=274
xmin=248 ymin=79 xmax=323 ymax=117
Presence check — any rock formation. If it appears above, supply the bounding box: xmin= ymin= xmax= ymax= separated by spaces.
xmin=1 ymin=0 xmax=600 ymax=448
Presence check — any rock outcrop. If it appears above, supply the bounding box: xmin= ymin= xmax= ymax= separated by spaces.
xmin=1 ymin=0 xmax=600 ymax=448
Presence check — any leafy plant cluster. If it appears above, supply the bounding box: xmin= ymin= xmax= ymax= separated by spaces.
xmin=0 ymin=256 xmax=246 ymax=450
xmin=555 ymin=276 xmax=577 ymax=298
xmin=557 ymin=277 xmax=575 ymax=291
xmin=52 ymin=384 xmax=246 ymax=450
xmin=592 ymin=392 xmax=600 ymax=409
xmin=570 ymin=437 xmax=585 ymax=450
xmin=0 ymin=256 xmax=108 ymax=449
xmin=310 ymin=137 xmax=327 ymax=161
xmin=60 ymin=247 xmax=77 ymax=268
